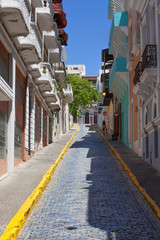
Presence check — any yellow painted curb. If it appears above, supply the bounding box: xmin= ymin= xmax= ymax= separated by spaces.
xmin=0 ymin=125 xmax=79 ymax=240
xmin=97 ymin=129 xmax=160 ymax=220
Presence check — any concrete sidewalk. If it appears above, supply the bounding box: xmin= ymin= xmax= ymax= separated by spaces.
xmin=0 ymin=125 xmax=77 ymax=236
xmin=93 ymin=125 xmax=160 ymax=210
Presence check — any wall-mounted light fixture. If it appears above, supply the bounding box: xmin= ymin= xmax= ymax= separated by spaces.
xmin=102 ymin=91 xmax=106 ymax=97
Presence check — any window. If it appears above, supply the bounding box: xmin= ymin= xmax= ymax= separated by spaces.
xmin=152 ymin=98 xmax=157 ymax=119
xmin=154 ymin=103 xmax=157 ymax=118
xmin=144 ymin=106 xmax=148 ymax=125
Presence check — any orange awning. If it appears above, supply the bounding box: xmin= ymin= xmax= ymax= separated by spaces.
xmin=53 ymin=3 xmax=67 ymax=28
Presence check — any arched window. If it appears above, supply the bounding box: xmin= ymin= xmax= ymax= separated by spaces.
xmin=152 ymin=97 xmax=157 ymax=120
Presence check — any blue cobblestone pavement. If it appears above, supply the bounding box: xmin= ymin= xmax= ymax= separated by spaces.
xmin=17 ymin=125 xmax=160 ymax=240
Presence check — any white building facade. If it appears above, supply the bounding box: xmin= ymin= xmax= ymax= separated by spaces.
xmin=0 ymin=0 xmax=73 ymax=177
xmin=66 ymin=64 xmax=86 ymax=77
xmin=125 ymin=0 xmax=160 ymax=171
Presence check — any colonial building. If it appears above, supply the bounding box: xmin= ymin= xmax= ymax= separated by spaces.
xmin=107 ymin=0 xmax=160 ymax=172
xmin=0 ymin=0 xmax=73 ymax=177
xmin=128 ymin=0 xmax=160 ymax=170
xmin=66 ymin=64 xmax=86 ymax=77
xmin=108 ymin=1 xmax=129 ymax=146
xmin=127 ymin=9 xmax=141 ymax=156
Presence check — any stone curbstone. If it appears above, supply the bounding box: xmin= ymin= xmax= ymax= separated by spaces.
xmin=0 ymin=126 xmax=79 ymax=240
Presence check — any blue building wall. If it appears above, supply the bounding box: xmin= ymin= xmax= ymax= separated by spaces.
xmin=121 ymin=88 xmax=129 ymax=147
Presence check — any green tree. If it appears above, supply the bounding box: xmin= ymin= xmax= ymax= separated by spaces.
xmin=67 ymin=74 xmax=100 ymax=117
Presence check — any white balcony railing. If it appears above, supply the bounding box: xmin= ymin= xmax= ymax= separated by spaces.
xmin=53 ymin=62 xmax=66 ymax=87
xmin=63 ymin=84 xmax=73 ymax=104
xmin=49 ymin=97 xmax=60 ymax=112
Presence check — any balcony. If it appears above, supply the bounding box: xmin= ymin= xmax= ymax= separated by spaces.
xmin=108 ymin=0 xmax=124 ymax=19
xmin=14 ymin=23 xmax=41 ymax=64
xmin=103 ymin=77 xmax=110 ymax=91
xmin=63 ymin=84 xmax=73 ymax=104
xmin=133 ymin=82 xmax=148 ymax=99
xmin=133 ymin=62 xmax=142 ymax=85
xmin=140 ymin=45 xmax=157 ymax=88
xmin=43 ymin=30 xmax=58 ymax=50
xmin=49 ymin=47 xmax=61 ymax=64
xmin=109 ymin=12 xmax=128 ymax=56
xmin=109 ymin=57 xmax=128 ymax=101
xmin=0 ymin=0 xmax=30 ymax=36
xmin=28 ymin=64 xmax=41 ymax=79
xmin=42 ymin=85 xmax=58 ymax=103
xmin=36 ymin=0 xmax=54 ymax=32
xmin=101 ymin=73 xmax=109 ymax=83
xmin=101 ymin=62 xmax=113 ymax=71
xmin=103 ymin=93 xmax=113 ymax=106
xmin=49 ymin=98 xmax=60 ymax=112
xmin=32 ymin=0 xmax=43 ymax=8
xmin=132 ymin=24 xmax=140 ymax=56
xmin=36 ymin=62 xmax=54 ymax=92
xmin=54 ymin=62 xmax=66 ymax=87
xmin=102 ymin=49 xmax=113 ymax=62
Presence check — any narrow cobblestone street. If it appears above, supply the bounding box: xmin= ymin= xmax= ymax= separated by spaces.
xmin=17 ymin=125 xmax=160 ymax=240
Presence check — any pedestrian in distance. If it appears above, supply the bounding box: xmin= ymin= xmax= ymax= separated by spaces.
xmin=102 ymin=120 xmax=106 ymax=134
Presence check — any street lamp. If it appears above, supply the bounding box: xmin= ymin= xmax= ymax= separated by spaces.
xmin=102 ymin=91 xmax=106 ymax=97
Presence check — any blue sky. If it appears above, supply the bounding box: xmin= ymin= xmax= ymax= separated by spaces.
xmin=63 ymin=0 xmax=111 ymax=75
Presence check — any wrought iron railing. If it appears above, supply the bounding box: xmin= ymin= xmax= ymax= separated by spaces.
xmin=133 ymin=61 xmax=142 ymax=85
xmin=133 ymin=45 xmax=157 ymax=85
xmin=141 ymin=45 xmax=157 ymax=72
xmin=101 ymin=62 xmax=113 ymax=70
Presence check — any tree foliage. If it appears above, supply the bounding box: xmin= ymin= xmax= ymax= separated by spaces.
xmin=66 ymin=74 xmax=100 ymax=117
